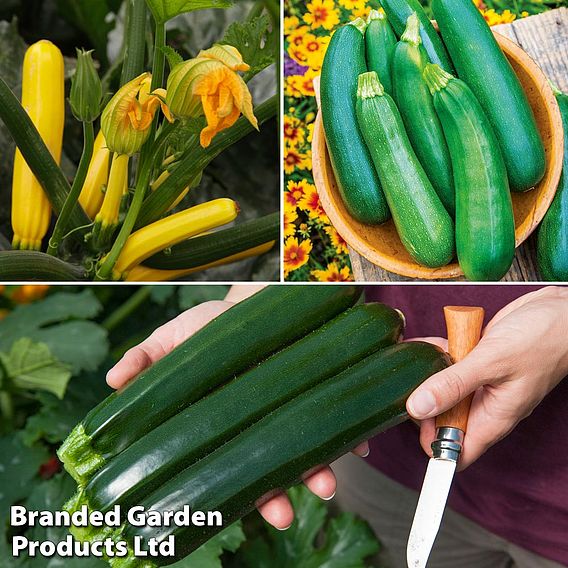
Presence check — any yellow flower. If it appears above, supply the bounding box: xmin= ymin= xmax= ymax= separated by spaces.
xmin=284 ymin=146 xmax=312 ymax=174
xmin=351 ymin=3 xmax=371 ymax=20
xmin=166 ymin=44 xmax=258 ymax=148
xmin=324 ymin=225 xmax=349 ymax=255
xmin=284 ymin=236 xmax=312 ymax=276
xmin=306 ymin=122 xmax=315 ymax=144
xmin=101 ymin=73 xmax=172 ymax=156
xmin=304 ymin=0 xmax=340 ymax=30
xmin=298 ymin=182 xmax=328 ymax=223
xmin=284 ymin=16 xmax=301 ymax=35
xmin=285 ymin=178 xmax=312 ymax=207
xmin=481 ymin=8 xmax=516 ymax=26
xmin=303 ymin=35 xmax=331 ymax=71
xmin=311 ymin=262 xmax=352 ymax=282
xmin=284 ymin=202 xmax=298 ymax=238
xmin=339 ymin=0 xmax=361 ymax=10
xmin=284 ymin=115 xmax=305 ymax=147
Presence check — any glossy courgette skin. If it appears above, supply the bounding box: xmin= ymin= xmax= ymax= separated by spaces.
xmin=432 ymin=0 xmax=545 ymax=192
xmin=321 ymin=19 xmax=390 ymax=225
xmin=144 ymin=212 xmax=279 ymax=270
xmin=392 ymin=13 xmax=454 ymax=215
xmin=365 ymin=9 xmax=397 ymax=95
xmin=58 ymin=285 xmax=362 ymax=484
xmin=379 ymin=0 xmax=454 ymax=73
xmin=356 ymin=71 xmax=454 ymax=268
xmin=538 ymin=89 xmax=568 ymax=281
xmin=78 ymin=303 xmax=405 ymax=513
xmin=118 ymin=341 xmax=451 ymax=566
xmin=424 ymin=64 xmax=515 ymax=281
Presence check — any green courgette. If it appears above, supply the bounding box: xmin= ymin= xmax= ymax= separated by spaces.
xmin=537 ymin=88 xmax=568 ymax=281
xmin=431 ymin=0 xmax=545 ymax=192
xmin=356 ymin=71 xmax=454 ymax=268
xmin=58 ymin=285 xmax=362 ymax=484
xmin=392 ymin=13 xmax=454 ymax=215
xmin=365 ymin=9 xmax=397 ymax=95
xmin=72 ymin=303 xmax=405 ymax=514
xmin=423 ymin=64 xmax=515 ymax=281
xmin=0 ymin=251 xmax=87 ymax=281
xmin=144 ymin=212 xmax=279 ymax=270
xmin=379 ymin=0 xmax=454 ymax=73
xmin=320 ymin=19 xmax=390 ymax=225
xmin=89 ymin=341 xmax=451 ymax=566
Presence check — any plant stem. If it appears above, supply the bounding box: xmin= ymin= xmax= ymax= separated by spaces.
xmin=248 ymin=0 xmax=264 ymax=20
xmin=120 ymin=0 xmax=148 ymax=85
xmin=0 ymin=77 xmax=90 ymax=229
xmin=47 ymin=121 xmax=95 ymax=256
xmin=102 ymin=286 xmax=152 ymax=331
xmin=0 ymin=391 xmax=14 ymax=426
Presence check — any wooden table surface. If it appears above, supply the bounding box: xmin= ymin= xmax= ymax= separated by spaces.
xmin=350 ymin=8 xmax=568 ymax=282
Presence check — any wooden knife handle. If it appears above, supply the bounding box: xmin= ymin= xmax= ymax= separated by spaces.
xmin=435 ymin=306 xmax=485 ymax=434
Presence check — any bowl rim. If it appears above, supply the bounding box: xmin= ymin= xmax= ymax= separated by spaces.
xmin=312 ymin=29 xmax=564 ymax=280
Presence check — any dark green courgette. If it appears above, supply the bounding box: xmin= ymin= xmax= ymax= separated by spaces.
xmin=112 ymin=341 xmax=451 ymax=566
xmin=424 ymin=64 xmax=515 ymax=281
xmin=0 ymin=251 xmax=87 ymax=281
xmin=537 ymin=88 xmax=568 ymax=281
xmin=432 ymin=0 xmax=545 ymax=192
xmin=73 ymin=303 xmax=404 ymax=514
xmin=320 ymin=19 xmax=390 ymax=225
xmin=379 ymin=0 xmax=454 ymax=73
xmin=58 ymin=285 xmax=362 ymax=484
xmin=144 ymin=212 xmax=279 ymax=270
xmin=356 ymin=71 xmax=454 ymax=268
xmin=365 ymin=9 xmax=397 ymax=95
xmin=392 ymin=12 xmax=454 ymax=215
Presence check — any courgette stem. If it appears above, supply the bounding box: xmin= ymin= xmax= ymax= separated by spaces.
xmin=102 ymin=286 xmax=152 ymax=332
xmin=120 ymin=0 xmax=148 ymax=85
xmin=357 ymin=71 xmax=385 ymax=99
xmin=423 ymin=63 xmax=452 ymax=93
xmin=349 ymin=16 xmax=367 ymax=35
xmin=47 ymin=121 xmax=95 ymax=256
xmin=401 ymin=11 xmax=420 ymax=45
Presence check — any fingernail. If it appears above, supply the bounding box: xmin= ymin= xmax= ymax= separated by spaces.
xmin=408 ymin=390 xmax=437 ymax=418
xmin=361 ymin=448 xmax=370 ymax=458
xmin=275 ymin=523 xmax=292 ymax=531
xmin=322 ymin=491 xmax=336 ymax=501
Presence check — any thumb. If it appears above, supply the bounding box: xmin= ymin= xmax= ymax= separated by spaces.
xmin=406 ymin=344 xmax=495 ymax=420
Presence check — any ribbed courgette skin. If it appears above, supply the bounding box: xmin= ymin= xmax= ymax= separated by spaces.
xmin=58 ymin=286 xmax=362 ymax=483
xmin=356 ymin=72 xmax=454 ymax=268
xmin=144 ymin=212 xmax=279 ymax=270
xmin=424 ymin=64 xmax=515 ymax=281
xmin=538 ymin=90 xmax=568 ymax=281
xmin=118 ymin=342 xmax=450 ymax=566
xmin=379 ymin=0 xmax=454 ymax=73
xmin=0 ymin=251 xmax=86 ymax=281
xmin=321 ymin=21 xmax=390 ymax=225
xmin=81 ymin=303 xmax=404 ymax=513
xmin=432 ymin=0 xmax=545 ymax=192
xmin=392 ymin=14 xmax=454 ymax=215
xmin=365 ymin=10 xmax=397 ymax=95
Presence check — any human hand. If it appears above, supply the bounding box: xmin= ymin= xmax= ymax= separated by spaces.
xmin=106 ymin=285 xmax=368 ymax=530
xmin=406 ymin=286 xmax=568 ymax=469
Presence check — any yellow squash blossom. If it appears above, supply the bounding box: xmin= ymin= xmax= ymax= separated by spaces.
xmin=166 ymin=45 xmax=258 ymax=148
xmin=284 ymin=236 xmax=312 ymax=276
xmin=101 ymin=73 xmax=172 ymax=156
xmin=311 ymin=262 xmax=352 ymax=282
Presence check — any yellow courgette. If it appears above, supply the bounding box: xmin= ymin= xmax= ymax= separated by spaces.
xmin=78 ymin=130 xmax=111 ymax=219
xmin=12 ymin=40 xmax=65 ymax=250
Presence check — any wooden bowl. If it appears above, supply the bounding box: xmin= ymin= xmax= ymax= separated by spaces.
xmin=312 ymin=31 xmax=564 ymax=280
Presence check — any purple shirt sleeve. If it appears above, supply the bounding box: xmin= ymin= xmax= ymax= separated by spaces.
xmin=364 ymin=285 xmax=568 ymax=566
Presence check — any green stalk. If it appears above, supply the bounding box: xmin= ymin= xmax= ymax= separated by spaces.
xmin=47 ymin=121 xmax=95 ymax=256
xmin=0 ymin=392 xmax=14 ymax=427
xmin=121 ymin=0 xmax=148 ymax=85
xmin=248 ymin=0 xmax=264 ymax=20
xmin=0 ymin=251 xmax=86 ymax=281
xmin=136 ymin=95 xmax=278 ymax=227
xmin=102 ymin=286 xmax=152 ymax=331
xmin=0 ymin=77 xmax=90 ymax=228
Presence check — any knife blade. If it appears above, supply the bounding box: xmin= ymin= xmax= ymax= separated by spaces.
xmin=406 ymin=306 xmax=485 ymax=568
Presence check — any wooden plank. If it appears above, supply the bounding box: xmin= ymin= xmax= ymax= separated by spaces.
xmin=351 ymin=8 xmax=567 ymax=283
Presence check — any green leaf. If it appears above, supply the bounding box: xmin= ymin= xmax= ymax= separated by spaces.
xmin=145 ymin=0 xmax=233 ymax=24
xmin=0 ymin=434 xmax=49 ymax=519
xmin=173 ymin=521 xmax=245 ymax=567
xmin=161 ymin=45 xmax=184 ymax=70
xmin=220 ymin=14 xmax=276 ymax=81
xmin=178 ymin=285 xmax=228 ymax=310
xmin=0 ymin=339 xmax=71 ymax=399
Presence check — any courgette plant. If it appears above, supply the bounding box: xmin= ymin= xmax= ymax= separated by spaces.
xmin=0 ymin=0 xmax=279 ymax=281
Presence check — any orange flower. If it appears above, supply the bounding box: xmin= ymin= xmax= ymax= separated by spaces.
xmin=284 ymin=203 xmax=298 ymax=238
xmin=298 ymin=183 xmax=329 ymax=223
xmin=284 ymin=146 xmax=311 ymax=174
xmin=284 ymin=236 xmax=312 ymax=275
xmin=304 ymin=0 xmax=340 ymax=30
xmin=311 ymin=262 xmax=352 ymax=282
xmin=11 ymin=285 xmax=50 ymax=304
xmin=285 ymin=179 xmax=310 ymax=207
xmin=284 ymin=115 xmax=305 ymax=146
xmin=324 ymin=225 xmax=348 ymax=255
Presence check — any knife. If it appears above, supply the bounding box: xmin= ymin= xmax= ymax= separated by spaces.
xmin=406 ymin=305 xmax=485 ymax=568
